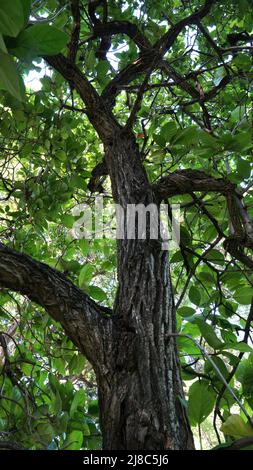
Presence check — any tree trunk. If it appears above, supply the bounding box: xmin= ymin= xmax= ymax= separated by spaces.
xmin=96 ymin=240 xmax=194 ymax=449
xmin=94 ymin=132 xmax=194 ymax=450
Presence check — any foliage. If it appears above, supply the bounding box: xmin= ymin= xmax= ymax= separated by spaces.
xmin=0 ymin=0 xmax=253 ymax=450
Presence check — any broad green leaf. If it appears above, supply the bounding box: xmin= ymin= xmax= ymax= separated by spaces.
xmin=188 ymin=381 xmax=216 ymax=425
xmin=21 ymin=0 xmax=32 ymax=27
xmin=61 ymin=214 xmax=75 ymax=229
xmin=236 ymin=355 xmax=253 ymax=393
xmin=182 ymin=322 xmax=200 ymax=338
xmin=198 ymin=130 xmax=218 ymax=148
xmin=227 ymin=131 xmax=252 ymax=152
xmin=204 ymin=356 xmax=229 ymax=380
xmin=0 ymin=34 xmax=7 ymax=52
xmin=236 ymin=157 xmax=251 ymax=179
xmin=177 ymin=306 xmax=195 ymax=317
xmin=79 ymin=264 xmax=95 ymax=288
xmin=86 ymin=435 xmax=102 ymax=450
xmin=204 ymin=249 xmax=225 ymax=266
xmin=182 ymin=366 xmax=199 ymax=380
xmin=96 ymin=60 xmax=110 ymax=86
xmin=194 ymin=318 xmax=224 ymax=350
xmin=88 ymin=399 xmax=99 ymax=417
xmin=70 ymin=420 xmax=90 ymax=435
xmin=189 ymin=286 xmax=201 ymax=306
xmin=170 ymin=250 xmax=183 ymax=263
xmin=14 ymin=25 xmax=68 ymax=60
xmin=160 ymin=121 xmax=178 ymax=142
xmin=180 ymin=226 xmax=192 ymax=245
xmin=0 ymin=51 xmax=25 ymax=101
xmin=36 ymin=422 xmax=54 ymax=444
xmin=222 ymin=342 xmax=253 ymax=353
xmin=0 ymin=0 xmax=25 ymax=37
xmin=64 ymin=430 xmax=83 ymax=450
xmin=53 ymin=357 xmax=65 ymax=375
xmin=86 ymin=49 xmax=96 ymax=69
xmin=172 ymin=126 xmax=199 ymax=145
xmin=70 ymin=389 xmax=86 ymax=418
xmin=70 ymin=174 xmax=86 ymax=190
xmin=221 ymin=414 xmax=253 ymax=438
xmin=88 ymin=285 xmax=107 ymax=302
xmin=177 ymin=336 xmax=200 ymax=355
xmin=234 ymin=287 xmax=253 ymax=305
xmin=50 ymin=390 xmax=62 ymax=415
xmin=57 ymin=150 xmax=67 ymax=161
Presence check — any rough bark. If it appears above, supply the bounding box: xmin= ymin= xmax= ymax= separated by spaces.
xmin=94 ymin=132 xmax=194 ymax=449
xmin=97 ymin=239 xmax=194 ymax=449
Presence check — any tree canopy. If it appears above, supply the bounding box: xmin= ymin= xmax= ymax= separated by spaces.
xmin=0 ymin=0 xmax=253 ymax=451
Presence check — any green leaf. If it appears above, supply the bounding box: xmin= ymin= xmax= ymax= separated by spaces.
xmin=236 ymin=355 xmax=253 ymax=393
xmin=160 ymin=121 xmax=178 ymax=143
xmin=64 ymin=430 xmax=83 ymax=450
xmin=53 ymin=357 xmax=65 ymax=375
xmin=86 ymin=49 xmax=96 ymax=69
xmin=21 ymin=0 xmax=31 ymax=28
xmin=189 ymin=286 xmax=201 ymax=306
xmin=79 ymin=264 xmax=95 ymax=288
xmin=88 ymin=285 xmax=107 ymax=302
xmin=57 ymin=150 xmax=67 ymax=161
xmin=170 ymin=250 xmax=183 ymax=263
xmin=194 ymin=318 xmax=224 ymax=350
xmin=221 ymin=414 xmax=253 ymax=438
xmin=0 ymin=51 xmax=25 ymax=101
xmin=0 ymin=0 xmax=25 ymax=37
xmin=88 ymin=399 xmax=99 ymax=417
xmin=86 ymin=435 xmax=102 ymax=450
xmin=36 ymin=422 xmax=55 ymax=444
xmin=198 ymin=130 xmax=218 ymax=148
xmin=70 ymin=175 xmax=86 ymax=190
xmin=204 ymin=356 xmax=229 ymax=380
xmin=0 ymin=34 xmax=7 ymax=52
xmin=204 ymin=249 xmax=225 ymax=266
xmin=14 ymin=25 xmax=68 ymax=60
xmin=70 ymin=419 xmax=90 ymax=435
xmin=61 ymin=214 xmax=75 ymax=229
xmin=234 ymin=287 xmax=253 ymax=305
xmin=51 ymin=389 xmax=62 ymax=414
xmin=177 ymin=306 xmax=195 ymax=318
xmin=172 ymin=126 xmax=199 ymax=145
xmin=177 ymin=336 xmax=200 ymax=355
xmin=96 ymin=60 xmax=110 ymax=86
xmin=222 ymin=342 xmax=253 ymax=353
xmin=70 ymin=389 xmax=86 ymax=418
xmin=188 ymin=381 xmax=216 ymax=425
xmin=237 ymin=157 xmax=251 ymax=179
xmin=226 ymin=131 xmax=252 ymax=152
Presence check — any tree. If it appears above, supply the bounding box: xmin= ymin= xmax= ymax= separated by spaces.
xmin=0 ymin=0 xmax=253 ymax=451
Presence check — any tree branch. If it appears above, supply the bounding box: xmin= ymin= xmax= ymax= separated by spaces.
xmin=0 ymin=440 xmax=25 ymax=450
xmin=0 ymin=243 xmax=112 ymax=368
xmin=223 ymin=436 xmax=253 ymax=450
xmin=153 ymin=169 xmax=253 ymax=269
xmin=152 ymin=169 xmax=233 ymax=201
xmin=68 ymin=0 xmax=81 ymax=64
xmin=155 ymin=0 xmax=215 ymax=52
xmin=101 ymin=1 xmax=216 ymax=108
xmin=44 ymin=54 xmax=120 ymax=141
xmin=88 ymin=20 xmax=152 ymax=52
